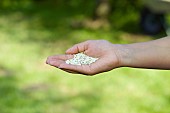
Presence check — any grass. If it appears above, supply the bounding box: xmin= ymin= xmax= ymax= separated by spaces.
xmin=0 ymin=3 xmax=170 ymax=113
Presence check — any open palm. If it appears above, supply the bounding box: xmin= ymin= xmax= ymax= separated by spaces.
xmin=46 ymin=40 xmax=120 ymax=75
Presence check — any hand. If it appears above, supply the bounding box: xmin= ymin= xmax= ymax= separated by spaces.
xmin=46 ymin=40 xmax=121 ymax=75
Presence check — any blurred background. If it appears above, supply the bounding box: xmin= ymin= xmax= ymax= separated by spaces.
xmin=0 ymin=0 xmax=170 ymax=113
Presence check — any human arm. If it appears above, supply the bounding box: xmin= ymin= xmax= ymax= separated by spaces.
xmin=46 ymin=37 xmax=170 ymax=75
xmin=119 ymin=37 xmax=170 ymax=69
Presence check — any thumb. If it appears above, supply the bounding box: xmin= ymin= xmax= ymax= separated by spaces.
xmin=66 ymin=41 xmax=88 ymax=54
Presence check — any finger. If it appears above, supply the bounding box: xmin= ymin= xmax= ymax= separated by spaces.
xmin=46 ymin=54 xmax=73 ymax=64
xmin=58 ymin=63 xmax=94 ymax=75
xmin=47 ymin=59 xmax=65 ymax=68
xmin=60 ymin=68 xmax=80 ymax=74
xmin=66 ymin=41 xmax=89 ymax=54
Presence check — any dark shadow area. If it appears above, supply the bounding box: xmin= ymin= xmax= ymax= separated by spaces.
xmin=0 ymin=0 xmax=161 ymax=44
xmin=0 ymin=1 xmax=95 ymax=44
xmin=117 ymin=17 xmax=167 ymax=39
xmin=110 ymin=7 xmax=167 ymax=39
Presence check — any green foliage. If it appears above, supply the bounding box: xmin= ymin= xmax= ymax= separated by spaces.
xmin=0 ymin=0 xmax=142 ymax=11
xmin=0 ymin=0 xmax=33 ymax=9
xmin=110 ymin=0 xmax=142 ymax=11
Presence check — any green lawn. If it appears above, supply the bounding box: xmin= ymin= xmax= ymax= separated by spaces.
xmin=0 ymin=4 xmax=170 ymax=113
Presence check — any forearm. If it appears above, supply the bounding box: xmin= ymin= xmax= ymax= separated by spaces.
xmin=117 ymin=37 xmax=170 ymax=69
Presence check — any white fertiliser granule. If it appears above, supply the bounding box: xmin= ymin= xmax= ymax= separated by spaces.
xmin=65 ymin=53 xmax=98 ymax=65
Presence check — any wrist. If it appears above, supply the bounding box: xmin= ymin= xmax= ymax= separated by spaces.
xmin=112 ymin=44 xmax=132 ymax=68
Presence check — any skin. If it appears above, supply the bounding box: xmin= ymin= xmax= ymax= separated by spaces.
xmin=46 ymin=37 xmax=170 ymax=75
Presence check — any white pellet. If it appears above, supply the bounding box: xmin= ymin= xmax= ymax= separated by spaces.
xmin=65 ymin=53 xmax=98 ymax=65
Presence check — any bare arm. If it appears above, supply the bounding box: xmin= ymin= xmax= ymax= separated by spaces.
xmin=118 ymin=37 xmax=170 ymax=69
xmin=46 ymin=37 xmax=170 ymax=75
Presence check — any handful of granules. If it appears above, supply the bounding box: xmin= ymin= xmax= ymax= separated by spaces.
xmin=65 ymin=53 xmax=98 ymax=65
